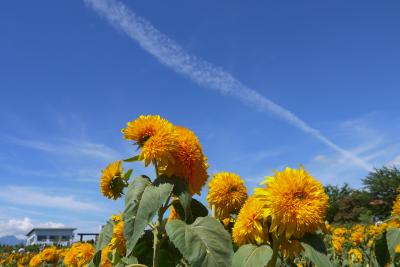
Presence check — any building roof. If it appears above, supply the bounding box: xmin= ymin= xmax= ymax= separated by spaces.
xmin=26 ymin=228 xmax=76 ymax=237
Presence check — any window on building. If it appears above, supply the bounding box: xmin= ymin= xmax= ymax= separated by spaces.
xmin=49 ymin=235 xmax=59 ymax=241
xmin=61 ymin=236 xmax=70 ymax=241
xmin=37 ymin=235 xmax=47 ymax=241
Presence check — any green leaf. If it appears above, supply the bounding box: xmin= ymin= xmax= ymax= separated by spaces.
xmin=125 ymin=180 xmax=173 ymax=255
xmin=92 ymin=250 xmax=102 ymax=267
xmin=232 ymin=244 xmax=273 ymax=267
xmin=300 ymin=233 xmax=333 ymax=267
xmin=154 ymin=175 xmax=192 ymax=222
xmin=166 ymin=216 xmax=233 ymax=267
xmin=387 ymin=227 xmax=400 ymax=259
xmin=121 ymin=255 xmax=139 ymax=265
xmin=191 ymin=198 xmax=208 ymax=219
xmin=375 ymin=232 xmax=390 ymax=267
xmin=124 ymin=169 xmax=134 ymax=181
xmin=124 ymin=176 xmax=152 ymax=255
xmin=96 ymin=219 xmax=114 ymax=251
xmin=124 ymin=155 xmax=140 ymax=162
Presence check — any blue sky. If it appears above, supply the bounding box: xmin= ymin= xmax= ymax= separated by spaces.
xmin=1 ymin=0 xmax=400 ymax=237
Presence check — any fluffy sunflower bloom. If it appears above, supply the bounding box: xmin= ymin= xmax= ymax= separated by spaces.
xmin=232 ymin=196 xmax=268 ymax=246
xmin=110 ymin=220 xmax=126 ymax=255
xmin=392 ymin=191 xmax=400 ymax=217
xmin=122 ymin=115 xmax=177 ymax=166
xmin=100 ymin=160 xmax=126 ymax=200
xmin=207 ymin=172 xmax=248 ymax=217
xmin=29 ymin=254 xmax=43 ymax=267
xmin=64 ymin=242 xmax=94 ymax=267
xmin=41 ymin=247 xmax=59 ymax=263
xmin=160 ymin=126 xmax=209 ymax=195
xmin=255 ymin=167 xmax=328 ymax=239
xmin=348 ymin=248 xmax=363 ymax=263
xmin=332 ymin=236 xmax=345 ymax=254
xmin=101 ymin=245 xmax=113 ymax=267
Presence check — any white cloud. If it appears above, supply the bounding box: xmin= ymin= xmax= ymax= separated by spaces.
xmin=0 ymin=217 xmax=64 ymax=239
xmin=0 ymin=186 xmax=102 ymax=212
xmin=85 ymin=0 xmax=372 ymax=171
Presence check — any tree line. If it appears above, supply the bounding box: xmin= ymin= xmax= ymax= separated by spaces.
xmin=325 ymin=166 xmax=400 ymax=224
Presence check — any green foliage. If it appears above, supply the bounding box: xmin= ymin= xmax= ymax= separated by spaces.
xmin=124 ymin=176 xmax=173 ymax=255
xmin=300 ymin=233 xmax=333 ymax=267
xmin=363 ymin=166 xmax=400 ymax=217
xmin=232 ymin=244 xmax=273 ymax=267
xmin=386 ymin=227 xmax=400 ymax=259
xmin=374 ymin=232 xmax=391 ymax=267
xmin=96 ymin=219 xmax=114 ymax=251
xmin=166 ymin=216 xmax=234 ymax=267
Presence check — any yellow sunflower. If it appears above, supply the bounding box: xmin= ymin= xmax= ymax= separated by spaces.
xmin=101 ymin=245 xmax=113 ymax=267
xmin=207 ymin=172 xmax=248 ymax=217
xmin=100 ymin=160 xmax=126 ymax=200
xmin=29 ymin=254 xmax=43 ymax=267
xmin=255 ymin=167 xmax=328 ymax=239
xmin=348 ymin=248 xmax=363 ymax=263
xmin=63 ymin=242 xmax=94 ymax=267
xmin=110 ymin=220 xmax=126 ymax=255
xmin=232 ymin=196 xmax=268 ymax=246
xmin=392 ymin=191 xmax=400 ymax=217
xmin=41 ymin=247 xmax=59 ymax=263
xmin=122 ymin=115 xmax=177 ymax=166
xmin=160 ymin=126 xmax=209 ymax=195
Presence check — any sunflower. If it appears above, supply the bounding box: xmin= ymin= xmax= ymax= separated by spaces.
xmin=110 ymin=220 xmax=126 ymax=255
xmin=232 ymin=196 xmax=268 ymax=246
xmin=122 ymin=115 xmax=177 ymax=166
xmin=255 ymin=167 xmax=328 ymax=239
xmin=160 ymin=126 xmax=209 ymax=195
xmin=168 ymin=205 xmax=181 ymax=221
xmin=100 ymin=160 xmax=126 ymax=200
xmin=101 ymin=245 xmax=113 ymax=267
xmin=63 ymin=243 xmax=94 ymax=267
xmin=41 ymin=247 xmax=59 ymax=263
xmin=29 ymin=254 xmax=43 ymax=267
xmin=392 ymin=191 xmax=400 ymax=217
xmin=348 ymin=248 xmax=363 ymax=263
xmin=207 ymin=172 xmax=248 ymax=217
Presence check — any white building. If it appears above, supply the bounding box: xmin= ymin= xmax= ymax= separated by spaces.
xmin=26 ymin=228 xmax=76 ymax=246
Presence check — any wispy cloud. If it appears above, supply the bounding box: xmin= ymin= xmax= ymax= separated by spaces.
xmin=85 ymin=0 xmax=372 ymax=171
xmin=4 ymin=136 xmax=121 ymax=161
xmin=0 ymin=186 xmax=102 ymax=212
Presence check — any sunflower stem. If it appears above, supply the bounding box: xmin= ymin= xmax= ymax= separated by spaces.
xmin=267 ymin=234 xmax=280 ymax=267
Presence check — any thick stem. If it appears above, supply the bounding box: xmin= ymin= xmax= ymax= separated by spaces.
xmin=152 ymin=223 xmax=161 ymax=267
xmin=267 ymin=234 xmax=280 ymax=267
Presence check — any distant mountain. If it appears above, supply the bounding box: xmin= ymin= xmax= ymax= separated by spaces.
xmin=0 ymin=235 xmax=25 ymax=246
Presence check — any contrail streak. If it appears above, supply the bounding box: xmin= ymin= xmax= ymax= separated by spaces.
xmin=85 ymin=0 xmax=372 ymax=171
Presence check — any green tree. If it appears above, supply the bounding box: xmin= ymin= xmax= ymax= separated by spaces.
xmin=324 ymin=184 xmax=352 ymax=223
xmin=333 ymin=189 xmax=371 ymax=223
xmin=363 ymin=166 xmax=400 ymax=218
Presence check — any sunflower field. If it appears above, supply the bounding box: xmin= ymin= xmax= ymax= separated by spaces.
xmin=2 ymin=114 xmax=400 ymax=267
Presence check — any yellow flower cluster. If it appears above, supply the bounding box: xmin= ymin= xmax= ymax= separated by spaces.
xmin=207 ymin=172 xmax=248 ymax=219
xmin=63 ymin=242 xmax=95 ymax=267
xmin=120 ymin=115 xmax=209 ymax=195
xmin=100 ymin=160 xmax=125 ymax=200
xmin=228 ymin=166 xmax=328 ymax=259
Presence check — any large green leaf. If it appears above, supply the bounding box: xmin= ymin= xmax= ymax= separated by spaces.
xmin=232 ymin=244 xmax=273 ymax=267
xmin=387 ymin=227 xmax=400 ymax=259
xmin=166 ymin=216 xmax=233 ymax=267
xmin=124 ymin=176 xmax=152 ymax=255
xmin=375 ymin=232 xmax=390 ymax=267
xmin=127 ymin=181 xmax=174 ymax=255
xmin=300 ymin=233 xmax=333 ymax=267
xmin=154 ymin=175 xmax=192 ymax=222
xmin=96 ymin=219 xmax=114 ymax=251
